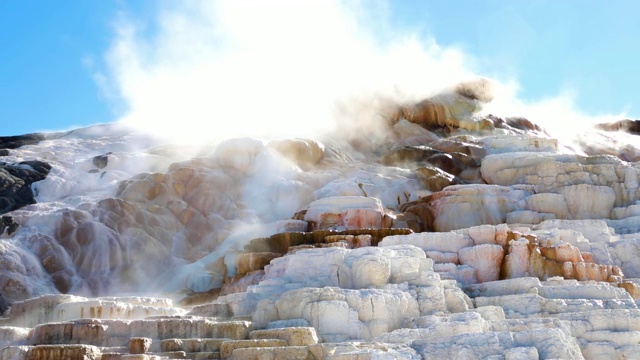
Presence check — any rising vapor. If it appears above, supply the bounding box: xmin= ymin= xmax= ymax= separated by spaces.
xmin=99 ymin=0 xmax=480 ymax=144
xmin=99 ymin=0 xmax=627 ymax=147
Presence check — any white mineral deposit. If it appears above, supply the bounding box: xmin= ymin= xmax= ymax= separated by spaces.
xmin=1 ymin=4 xmax=640 ymax=360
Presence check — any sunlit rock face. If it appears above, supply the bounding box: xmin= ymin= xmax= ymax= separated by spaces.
xmin=401 ymin=151 xmax=640 ymax=233
xmin=391 ymin=79 xmax=494 ymax=134
xmin=1 ymin=90 xmax=640 ymax=358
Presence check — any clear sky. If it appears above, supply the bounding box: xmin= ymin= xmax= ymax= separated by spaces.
xmin=1 ymin=0 xmax=638 ymax=137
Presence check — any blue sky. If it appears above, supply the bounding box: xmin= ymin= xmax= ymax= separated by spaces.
xmin=1 ymin=1 xmax=638 ymax=137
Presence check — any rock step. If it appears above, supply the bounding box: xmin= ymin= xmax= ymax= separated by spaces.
xmin=155 ymin=351 xmax=187 ymax=359
xmin=248 ymin=327 xmax=319 ymax=346
xmin=412 ymin=329 xmax=582 ymax=360
xmin=229 ymin=345 xmax=312 ymax=360
xmin=161 ymin=338 xmax=229 ymax=352
xmin=474 ymin=292 xmax=638 ymax=318
xmin=0 ymin=339 xmax=415 ymax=360
xmin=187 ymin=303 xmax=230 ymax=318
xmin=101 ymin=346 xmax=129 ymax=353
xmin=219 ymin=339 xmax=288 ymax=359
xmin=150 ymin=318 xmax=253 ymax=341
xmin=580 ymin=330 xmax=640 ymax=347
xmin=189 ymin=352 xmax=221 ymax=360
xmin=0 ymin=326 xmax=30 ymax=347
xmin=307 ymin=342 xmax=420 ymax=359
xmin=0 ymin=344 xmax=101 ymax=359
xmin=28 ymin=318 xmax=253 ymax=347
xmin=1 ymin=295 xmax=184 ymax=328
xmin=103 ymin=351 xmax=221 ymax=360
xmin=555 ymin=309 xmax=640 ymax=332
xmin=54 ymin=299 xmax=184 ymax=322
xmin=536 ymin=283 xmax=632 ymax=300
xmin=244 ymin=229 xmax=412 ymax=254
xmin=583 ymin=342 xmax=640 ymax=360
xmin=467 ymin=280 xmax=632 ymax=301
xmin=102 ymin=353 xmax=174 ymax=360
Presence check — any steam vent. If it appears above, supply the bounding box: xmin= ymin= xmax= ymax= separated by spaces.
xmin=2 ymin=83 xmax=640 ymax=359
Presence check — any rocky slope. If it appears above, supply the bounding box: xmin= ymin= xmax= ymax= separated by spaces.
xmin=0 ymin=85 xmax=639 ymax=359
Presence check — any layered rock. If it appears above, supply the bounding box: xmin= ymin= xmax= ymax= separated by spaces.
xmin=303 ymin=196 xmax=388 ymax=230
xmin=595 ymin=119 xmax=640 ymax=136
xmin=2 ymin=225 xmax=639 ymax=359
xmin=0 ymin=133 xmax=47 ymax=151
xmin=390 ymin=79 xmax=493 ymax=133
xmin=1 ymin=87 xmax=640 ymax=359
xmin=400 ymin=151 xmax=640 ymax=233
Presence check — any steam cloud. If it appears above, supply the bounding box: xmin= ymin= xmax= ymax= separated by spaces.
xmin=99 ymin=0 xmax=627 ymax=146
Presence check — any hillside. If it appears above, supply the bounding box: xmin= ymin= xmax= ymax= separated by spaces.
xmin=1 ymin=84 xmax=640 ymax=359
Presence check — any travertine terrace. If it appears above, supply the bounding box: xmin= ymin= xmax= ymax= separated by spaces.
xmin=1 ymin=86 xmax=640 ymax=359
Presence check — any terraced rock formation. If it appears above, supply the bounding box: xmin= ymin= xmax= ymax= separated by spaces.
xmin=0 ymin=88 xmax=639 ymax=359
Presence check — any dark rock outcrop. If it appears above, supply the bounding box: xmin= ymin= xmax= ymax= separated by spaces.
xmin=0 ymin=133 xmax=46 ymax=150
xmin=0 ymin=295 xmax=9 ymax=316
xmin=92 ymin=152 xmax=112 ymax=169
xmin=0 ymin=160 xmax=51 ymax=215
xmin=1 ymin=215 xmax=19 ymax=236
xmin=596 ymin=119 xmax=640 ymax=135
xmin=415 ymin=166 xmax=467 ymax=192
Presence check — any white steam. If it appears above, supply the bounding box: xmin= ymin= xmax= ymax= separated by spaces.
xmin=483 ymin=81 xmax=626 ymax=146
xmin=101 ymin=0 xmax=478 ymax=144
xmin=100 ymin=0 xmax=629 ymax=146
